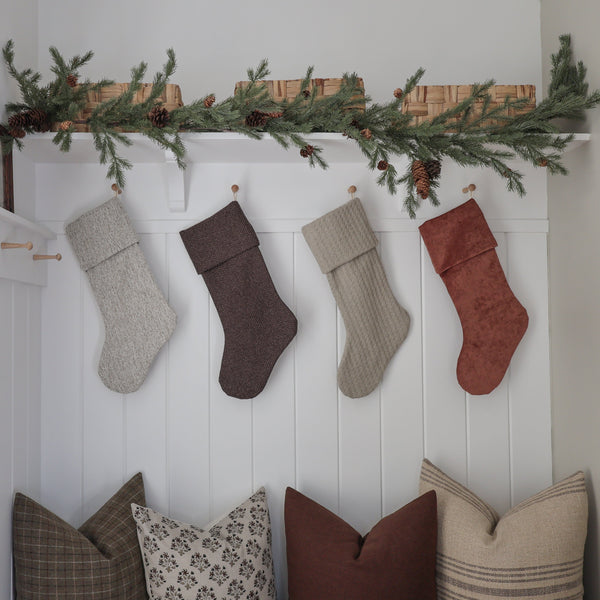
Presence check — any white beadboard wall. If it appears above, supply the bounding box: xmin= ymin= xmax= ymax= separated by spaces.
xmin=13 ymin=143 xmax=554 ymax=598
xmin=0 ymin=281 xmax=42 ymax=600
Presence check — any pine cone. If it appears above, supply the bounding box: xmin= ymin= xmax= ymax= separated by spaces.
xmin=267 ymin=111 xmax=283 ymax=119
xmin=59 ymin=121 xmax=73 ymax=131
xmin=204 ymin=95 xmax=216 ymax=108
xmin=8 ymin=112 xmax=30 ymax=129
xmin=66 ymin=74 xmax=78 ymax=87
xmin=412 ymin=160 xmax=430 ymax=199
xmin=148 ymin=105 xmax=170 ymax=128
xmin=394 ymin=88 xmax=403 ymax=99
xmin=300 ymin=144 xmax=314 ymax=158
xmin=9 ymin=128 xmax=26 ymax=139
xmin=245 ymin=110 xmax=269 ymax=128
xmin=361 ymin=128 xmax=372 ymax=140
xmin=28 ymin=108 xmax=49 ymax=132
xmin=377 ymin=160 xmax=389 ymax=171
xmin=424 ymin=159 xmax=441 ymax=180
xmin=538 ymin=158 xmax=548 ymax=167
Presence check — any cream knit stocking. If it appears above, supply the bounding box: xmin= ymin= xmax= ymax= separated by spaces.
xmin=302 ymin=198 xmax=410 ymax=398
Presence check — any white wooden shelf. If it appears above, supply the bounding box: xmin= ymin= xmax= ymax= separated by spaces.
xmin=18 ymin=132 xmax=591 ymax=213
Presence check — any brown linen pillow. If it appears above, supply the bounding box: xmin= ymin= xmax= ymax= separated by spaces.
xmin=13 ymin=473 xmax=148 ymax=600
xmin=419 ymin=459 xmax=588 ymax=600
xmin=284 ymin=487 xmax=437 ymax=600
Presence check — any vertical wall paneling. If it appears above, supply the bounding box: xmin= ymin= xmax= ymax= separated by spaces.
xmin=40 ymin=236 xmax=84 ymax=524
xmin=421 ymin=238 xmax=468 ymax=483
xmin=252 ymin=232 xmax=296 ymax=599
xmin=28 ymin=286 xmax=42 ymax=500
xmin=166 ymin=233 xmax=211 ymax=525
xmin=81 ymin=272 xmax=125 ymax=519
xmin=337 ymin=235 xmax=382 ymax=533
xmin=293 ymin=232 xmax=339 ymax=513
xmin=12 ymin=282 xmax=29 ymax=493
xmin=466 ymin=235 xmax=511 ymax=514
xmin=0 ymin=280 xmax=13 ymax=600
xmin=28 ymin=154 xmax=554 ymax=597
xmin=380 ymin=232 xmax=424 ymax=514
xmin=506 ymin=232 xmax=553 ymax=505
xmin=126 ymin=234 xmax=170 ymax=515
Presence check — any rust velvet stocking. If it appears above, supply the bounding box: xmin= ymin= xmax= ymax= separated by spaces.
xmin=419 ymin=199 xmax=528 ymax=395
xmin=180 ymin=201 xmax=297 ymax=399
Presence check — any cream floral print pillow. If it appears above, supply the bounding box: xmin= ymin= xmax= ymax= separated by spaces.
xmin=132 ymin=488 xmax=276 ymax=600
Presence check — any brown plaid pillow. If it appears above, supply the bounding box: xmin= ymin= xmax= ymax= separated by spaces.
xmin=13 ymin=473 xmax=148 ymax=600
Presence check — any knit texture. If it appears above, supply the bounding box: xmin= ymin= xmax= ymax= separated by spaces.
xmin=180 ymin=201 xmax=297 ymax=399
xmin=419 ymin=198 xmax=528 ymax=394
xmin=302 ymin=198 xmax=410 ymax=398
xmin=66 ymin=198 xmax=176 ymax=394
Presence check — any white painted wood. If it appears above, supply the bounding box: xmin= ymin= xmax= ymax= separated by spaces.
xmin=125 ymin=234 xmax=170 ymax=515
xmin=166 ymin=232 xmax=211 ymax=526
xmin=12 ymin=283 xmax=29 ymax=493
xmin=466 ymin=235 xmax=511 ymax=514
xmin=0 ymin=280 xmax=13 ymax=600
xmin=421 ymin=237 xmax=468 ymax=483
xmin=165 ymin=151 xmax=186 ymax=212
xmin=27 ymin=286 xmax=43 ymax=500
xmin=40 ymin=235 xmax=84 ymax=524
xmin=293 ymin=232 xmax=339 ymax=513
xmin=252 ymin=232 xmax=296 ymax=599
xmin=380 ymin=232 xmax=424 ymax=514
xmin=0 ymin=207 xmax=55 ymax=286
xmin=81 ymin=268 xmax=125 ymax=519
xmin=506 ymin=232 xmax=553 ymax=505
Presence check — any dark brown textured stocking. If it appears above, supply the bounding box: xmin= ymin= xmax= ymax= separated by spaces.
xmin=180 ymin=201 xmax=297 ymax=399
xmin=419 ymin=198 xmax=528 ymax=395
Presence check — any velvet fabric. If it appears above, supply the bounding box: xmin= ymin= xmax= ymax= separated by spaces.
xmin=285 ymin=487 xmax=437 ymax=600
xmin=419 ymin=198 xmax=528 ymax=394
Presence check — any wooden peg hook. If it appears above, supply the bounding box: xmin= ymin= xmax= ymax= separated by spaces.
xmin=33 ymin=253 xmax=62 ymax=262
xmin=231 ymin=184 xmax=239 ymax=201
xmin=1 ymin=241 xmax=33 ymax=251
xmin=348 ymin=185 xmax=357 ymax=199
xmin=111 ymin=183 xmax=122 ymax=198
xmin=462 ymin=183 xmax=476 ymax=197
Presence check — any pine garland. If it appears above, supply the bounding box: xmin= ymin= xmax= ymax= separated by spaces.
xmin=2 ymin=34 xmax=598 ymax=217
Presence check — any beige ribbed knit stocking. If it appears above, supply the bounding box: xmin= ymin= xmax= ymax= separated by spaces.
xmin=302 ymin=198 xmax=410 ymax=398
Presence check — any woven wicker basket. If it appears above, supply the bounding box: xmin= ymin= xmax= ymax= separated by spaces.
xmin=234 ymin=77 xmax=365 ymax=111
xmin=402 ymin=84 xmax=536 ymax=126
xmin=51 ymin=83 xmax=183 ymax=132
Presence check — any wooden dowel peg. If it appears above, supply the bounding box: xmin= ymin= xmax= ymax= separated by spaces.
xmin=348 ymin=185 xmax=357 ymax=199
xmin=33 ymin=253 xmax=62 ymax=261
xmin=462 ymin=183 xmax=477 ymax=195
xmin=111 ymin=183 xmax=122 ymax=198
xmin=231 ymin=184 xmax=239 ymax=201
xmin=1 ymin=241 xmax=33 ymax=250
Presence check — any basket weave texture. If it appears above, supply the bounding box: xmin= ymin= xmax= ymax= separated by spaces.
xmin=51 ymin=83 xmax=183 ymax=132
xmin=402 ymin=84 xmax=536 ymax=126
xmin=234 ymin=78 xmax=365 ymax=111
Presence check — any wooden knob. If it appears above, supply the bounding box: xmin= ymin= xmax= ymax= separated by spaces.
xmin=347 ymin=185 xmax=357 ymax=195
xmin=231 ymin=184 xmax=239 ymax=194
xmin=33 ymin=253 xmax=62 ymax=261
xmin=1 ymin=241 xmax=33 ymax=250
xmin=111 ymin=183 xmax=122 ymax=195
xmin=468 ymin=183 xmax=476 ymax=192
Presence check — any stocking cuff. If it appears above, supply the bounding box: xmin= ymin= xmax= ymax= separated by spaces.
xmin=65 ymin=198 xmax=139 ymax=272
xmin=179 ymin=201 xmax=259 ymax=274
xmin=418 ymin=198 xmax=497 ymax=274
xmin=302 ymin=198 xmax=378 ymax=274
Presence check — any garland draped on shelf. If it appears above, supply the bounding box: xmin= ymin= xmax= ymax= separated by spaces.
xmin=1 ymin=35 xmax=598 ymax=217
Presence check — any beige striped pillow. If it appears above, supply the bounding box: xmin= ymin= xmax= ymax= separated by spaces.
xmin=419 ymin=459 xmax=588 ymax=600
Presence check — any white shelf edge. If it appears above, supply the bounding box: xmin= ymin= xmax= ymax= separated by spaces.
xmin=0 ymin=208 xmax=56 ymax=240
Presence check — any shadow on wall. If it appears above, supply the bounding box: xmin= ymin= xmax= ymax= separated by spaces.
xmin=585 ymin=472 xmax=597 ymax=598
